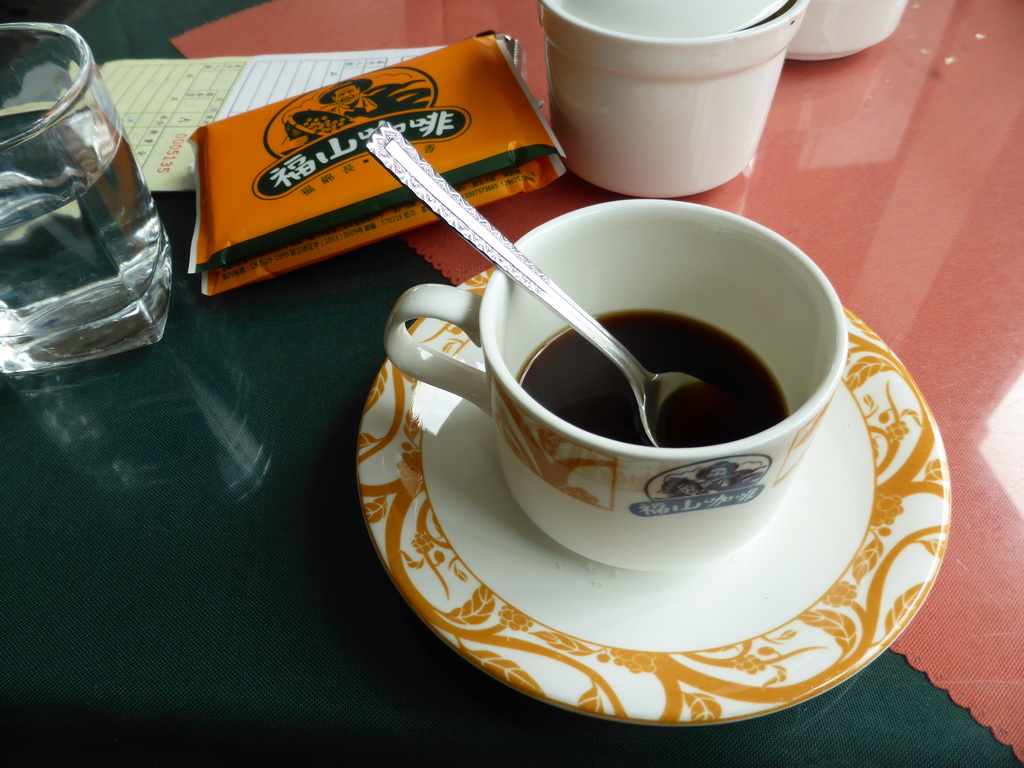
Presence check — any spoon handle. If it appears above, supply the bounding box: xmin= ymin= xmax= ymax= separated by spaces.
xmin=365 ymin=123 xmax=647 ymax=379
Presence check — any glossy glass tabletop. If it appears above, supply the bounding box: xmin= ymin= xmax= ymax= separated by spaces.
xmin=1 ymin=0 xmax=1021 ymax=764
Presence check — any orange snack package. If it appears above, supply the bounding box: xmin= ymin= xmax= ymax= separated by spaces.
xmin=189 ymin=34 xmax=564 ymax=295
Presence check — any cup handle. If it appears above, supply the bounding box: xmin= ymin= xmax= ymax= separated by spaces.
xmin=384 ymin=283 xmax=491 ymax=413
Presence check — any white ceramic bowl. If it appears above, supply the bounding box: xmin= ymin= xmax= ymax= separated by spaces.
xmin=560 ymin=0 xmax=789 ymax=38
xmin=540 ymin=0 xmax=810 ymax=197
xmin=786 ymin=0 xmax=908 ymax=60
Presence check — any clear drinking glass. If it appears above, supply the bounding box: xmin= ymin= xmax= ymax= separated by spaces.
xmin=0 ymin=23 xmax=172 ymax=373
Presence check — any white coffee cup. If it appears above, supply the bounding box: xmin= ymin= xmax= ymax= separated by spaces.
xmin=786 ymin=0 xmax=908 ymax=60
xmin=538 ymin=0 xmax=810 ymax=198
xmin=384 ymin=200 xmax=846 ymax=571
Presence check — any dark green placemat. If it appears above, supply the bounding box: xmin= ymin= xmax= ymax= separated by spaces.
xmin=0 ymin=186 xmax=1016 ymax=768
xmin=73 ymin=0 xmax=258 ymax=61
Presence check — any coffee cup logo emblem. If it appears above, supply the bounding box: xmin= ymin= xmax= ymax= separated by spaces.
xmin=254 ymin=67 xmax=469 ymax=198
xmin=631 ymin=455 xmax=771 ymax=517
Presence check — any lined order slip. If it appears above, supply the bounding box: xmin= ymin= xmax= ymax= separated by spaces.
xmin=101 ymin=46 xmax=438 ymax=192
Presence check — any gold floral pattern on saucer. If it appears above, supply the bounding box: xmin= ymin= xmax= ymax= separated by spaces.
xmin=357 ymin=273 xmax=949 ymax=723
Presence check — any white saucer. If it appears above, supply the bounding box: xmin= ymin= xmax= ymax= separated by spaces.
xmin=357 ymin=273 xmax=950 ymax=723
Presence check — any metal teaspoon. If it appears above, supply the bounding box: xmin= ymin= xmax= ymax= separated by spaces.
xmin=365 ymin=122 xmax=729 ymax=448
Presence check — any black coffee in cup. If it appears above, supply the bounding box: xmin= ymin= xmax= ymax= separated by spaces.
xmin=518 ymin=310 xmax=787 ymax=448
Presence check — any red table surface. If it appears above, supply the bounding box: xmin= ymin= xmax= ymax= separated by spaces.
xmin=174 ymin=0 xmax=1024 ymax=757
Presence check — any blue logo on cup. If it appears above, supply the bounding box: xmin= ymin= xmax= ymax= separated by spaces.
xmin=630 ymin=455 xmax=772 ymax=517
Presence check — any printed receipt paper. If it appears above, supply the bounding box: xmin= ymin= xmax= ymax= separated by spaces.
xmin=100 ymin=46 xmax=438 ymax=192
